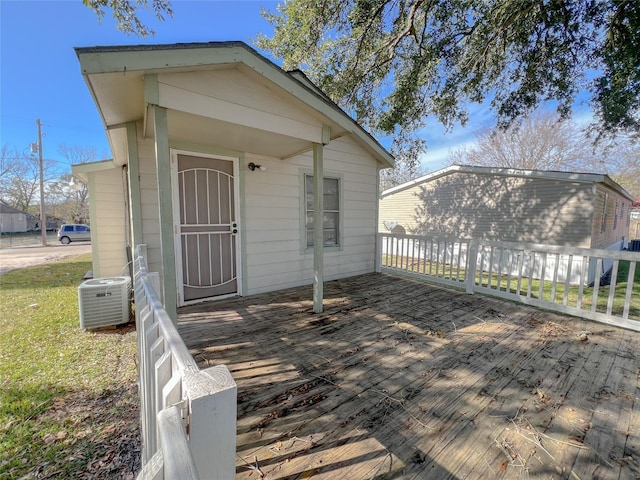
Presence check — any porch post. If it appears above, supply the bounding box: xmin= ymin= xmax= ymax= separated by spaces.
xmin=152 ymin=105 xmax=178 ymax=323
xmin=313 ymin=142 xmax=324 ymax=314
xmin=126 ymin=121 xmax=143 ymax=249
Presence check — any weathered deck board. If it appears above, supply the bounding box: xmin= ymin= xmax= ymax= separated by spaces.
xmin=178 ymin=273 xmax=640 ymax=479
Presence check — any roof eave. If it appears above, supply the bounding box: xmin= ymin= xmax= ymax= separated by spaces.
xmin=381 ymin=165 xmax=634 ymax=200
xmin=75 ymin=42 xmax=394 ymax=167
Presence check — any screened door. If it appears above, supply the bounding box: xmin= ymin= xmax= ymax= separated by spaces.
xmin=176 ymin=154 xmax=238 ymax=303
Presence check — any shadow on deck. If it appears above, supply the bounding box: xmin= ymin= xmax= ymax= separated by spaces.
xmin=178 ymin=272 xmax=640 ymax=479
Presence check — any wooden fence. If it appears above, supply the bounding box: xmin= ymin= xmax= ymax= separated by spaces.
xmin=378 ymin=234 xmax=640 ymax=331
xmin=134 ymin=245 xmax=237 ymax=480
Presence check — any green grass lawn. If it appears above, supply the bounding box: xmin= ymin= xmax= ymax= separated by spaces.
xmin=0 ymin=254 xmax=140 ymax=479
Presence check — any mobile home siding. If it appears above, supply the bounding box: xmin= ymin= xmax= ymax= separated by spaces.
xmin=380 ymin=171 xmax=594 ymax=247
xmin=591 ymin=184 xmax=631 ymax=250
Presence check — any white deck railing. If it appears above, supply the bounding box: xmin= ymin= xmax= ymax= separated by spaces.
xmin=378 ymin=234 xmax=640 ymax=331
xmin=133 ymin=245 xmax=237 ymax=480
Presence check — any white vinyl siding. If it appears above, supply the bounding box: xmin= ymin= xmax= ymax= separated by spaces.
xmin=89 ymin=167 xmax=128 ymax=277
xmin=135 ymin=125 xmax=164 ymax=276
xmin=124 ymin=73 xmax=382 ymax=298
xmin=243 ymin=136 xmax=379 ymax=294
xmin=135 ymin=136 xmax=379 ymax=297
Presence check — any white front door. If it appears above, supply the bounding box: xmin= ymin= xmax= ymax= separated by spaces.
xmin=173 ymin=152 xmax=240 ymax=305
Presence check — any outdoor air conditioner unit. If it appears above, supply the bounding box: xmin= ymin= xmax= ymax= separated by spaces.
xmin=78 ymin=276 xmax=131 ymax=329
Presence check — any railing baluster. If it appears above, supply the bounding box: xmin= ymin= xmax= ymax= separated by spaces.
xmin=562 ymin=255 xmax=573 ymax=306
xmin=527 ymin=252 xmax=535 ymax=299
xmin=496 ymin=247 xmax=505 ymax=291
xmin=487 ymin=246 xmax=495 ymax=289
xmin=577 ymin=255 xmax=587 ymax=309
xmin=429 ymin=238 xmax=437 ymax=275
xmin=516 ymin=251 xmax=524 ymax=295
xmin=508 ymin=249 xmax=514 ymax=291
xmin=591 ymin=257 xmax=603 ymax=312
xmin=606 ymin=259 xmax=619 ymax=316
xmin=623 ymin=261 xmax=636 ymax=320
xmin=478 ymin=246 xmax=486 ymax=287
xmin=455 ymin=242 xmax=463 ymax=282
xmin=538 ymin=253 xmax=547 ymax=301
xmin=550 ymin=253 xmax=560 ymax=303
xmin=155 ymin=351 xmax=173 ymax=411
xmin=412 ymin=237 xmax=417 ymax=272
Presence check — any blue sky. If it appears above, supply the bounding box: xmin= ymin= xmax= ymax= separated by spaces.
xmin=0 ymin=1 xmax=586 ymax=174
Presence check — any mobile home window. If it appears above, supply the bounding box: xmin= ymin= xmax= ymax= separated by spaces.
xmin=305 ymin=174 xmax=340 ymax=248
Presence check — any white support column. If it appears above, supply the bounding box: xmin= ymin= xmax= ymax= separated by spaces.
xmin=126 ymin=121 xmax=143 ymax=249
xmin=375 ymin=167 xmax=382 ymax=273
xmin=152 ymin=105 xmax=178 ymax=323
xmin=313 ymin=142 xmax=324 ymax=314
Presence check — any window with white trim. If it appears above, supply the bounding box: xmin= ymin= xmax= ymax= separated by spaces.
xmin=304 ymin=174 xmax=341 ymax=248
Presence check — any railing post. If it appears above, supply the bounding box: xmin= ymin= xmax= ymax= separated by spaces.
xmin=466 ymin=239 xmax=478 ymax=294
xmin=185 ymin=366 xmax=237 ymax=479
xmin=375 ymin=234 xmax=382 ymax=273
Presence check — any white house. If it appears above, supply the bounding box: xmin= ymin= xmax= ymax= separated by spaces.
xmin=73 ymin=41 xmax=394 ymax=320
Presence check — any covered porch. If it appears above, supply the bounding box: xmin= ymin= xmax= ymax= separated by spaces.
xmin=178 ymin=273 xmax=640 ymax=479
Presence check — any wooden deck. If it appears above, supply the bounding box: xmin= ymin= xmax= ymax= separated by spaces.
xmin=178 ymin=273 xmax=640 ymax=479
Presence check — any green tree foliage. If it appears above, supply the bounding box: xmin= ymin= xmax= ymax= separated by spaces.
xmin=257 ymin=0 xmax=639 ymax=160
xmin=83 ymin=0 xmax=173 ymax=36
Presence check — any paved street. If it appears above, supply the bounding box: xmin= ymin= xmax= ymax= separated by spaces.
xmin=0 ymin=243 xmax=92 ymax=275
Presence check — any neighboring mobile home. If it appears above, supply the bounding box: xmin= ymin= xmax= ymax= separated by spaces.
xmin=379 ymin=165 xmax=634 ymax=250
xmin=73 ymin=42 xmax=393 ymax=319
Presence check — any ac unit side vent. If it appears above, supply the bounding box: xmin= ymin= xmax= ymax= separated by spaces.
xmin=78 ymin=276 xmax=131 ymax=329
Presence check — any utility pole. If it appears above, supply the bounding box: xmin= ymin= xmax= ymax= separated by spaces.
xmin=36 ymin=118 xmax=47 ymax=246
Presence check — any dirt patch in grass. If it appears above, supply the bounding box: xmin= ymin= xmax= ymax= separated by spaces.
xmin=32 ymin=385 xmax=140 ymax=479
